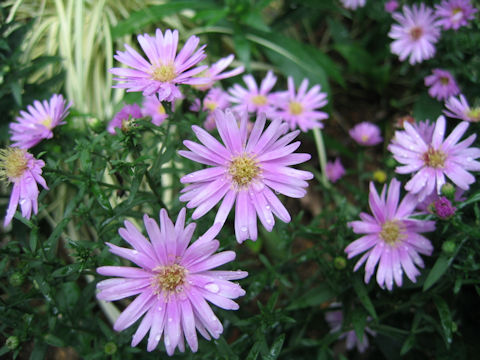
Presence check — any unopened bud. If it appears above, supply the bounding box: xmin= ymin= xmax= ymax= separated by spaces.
xmin=434 ymin=197 xmax=456 ymax=219
xmin=334 ymin=256 xmax=347 ymax=270
xmin=441 ymin=183 xmax=456 ymax=200
xmin=104 ymin=342 xmax=117 ymax=355
xmin=442 ymin=241 xmax=456 ymax=255
xmin=373 ymin=170 xmax=387 ymax=183
xmin=8 ymin=272 xmax=24 ymax=287
xmin=6 ymin=336 xmax=19 ymax=350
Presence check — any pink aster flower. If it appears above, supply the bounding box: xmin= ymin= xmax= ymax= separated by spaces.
xmin=435 ymin=0 xmax=477 ymax=31
xmin=388 ymin=115 xmax=480 ymax=200
xmin=142 ymin=96 xmax=168 ymax=126
xmin=424 ymin=69 xmax=460 ymax=101
xmin=110 ymin=29 xmax=207 ymax=102
xmin=0 ymin=147 xmax=48 ymax=227
xmin=271 ymin=77 xmax=328 ymax=132
xmin=107 ymin=103 xmax=143 ymax=134
xmin=345 ymin=179 xmax=436 ymax=290
xmin=444 ymin=94 xmax=480 ymax=122
xmin=96 ymin=208 xmax=247 ymax=355
xmin=227 ymin=71 xmax=278 ymax=117
xmin=340 ymin=0 xmax=366 ymax=10
xmin=194 ymin=55 xmax=245 ymax=91
xmin=190 ymin=88 xmax=231 ymax=131
xmin=326 ymin=157 xmax=346 ymax=183
xmin=385 ymin=0 xmax=399 ymax=13
xmin=325 ymin=304 xmax=375 ymax=353
xmin=389 ymin=4 xmax=441 ymax=65
xmin=179 ymin=109 xmax=313 ymax=243
xmin=10 ymin=94 xmax=71 ymax=149
xmin=349 ymin=122 xmax=383 ymax=146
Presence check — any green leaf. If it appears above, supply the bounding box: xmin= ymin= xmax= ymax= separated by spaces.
xmin=423 ymin=255 xmax=450 ymax=291
xmin=351 ymin=308 xmax=367 ymax=343
xmin=287 ymin=283 xmax=335 ymax=310
xmin=433 ymin=296 xmax=453 ymax=348
xmin=352 ymin=276 xmax=378 ymax=320
xmin=262 ymin=334 xmax=285 ymax=360
xmin=43 ymin=334 xmax=65 ymax=347
xmin=413 ymin=92 xmax=443 ymax=121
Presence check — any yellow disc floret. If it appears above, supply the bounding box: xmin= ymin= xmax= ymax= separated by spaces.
xmin=251 ymin=95 xmax=267 ymax=106
xmin=423 ymin=147 xmax=446 ymax=168
xmin=229 ymin=154 xmax=260 ymax=188
xmin=151 ymin=264 xmax=187 ymax=296
xmin=151 ymin=64 xmax=176 ymax=82
xmin=0 ymin=147 xmax=28 ymax=181
xmin=379 ymin=220 xmax=405 ymax=245
xmin=289 ymin=101 xmax=303 ymax=115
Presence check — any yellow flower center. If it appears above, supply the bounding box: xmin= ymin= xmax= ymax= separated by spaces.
xmin=251 ymin=95 xmax=267 ymax=106
xmin=440 ymin=77 xmax=450 ymax=85
xmin=409 ymin=26 xmax=423 ymax=41
xmin=157 ymin=104 xmax=166 ymax=115
xmin=229 ymin=154 xmax=260 ymax=188
xmin=289 ymin=101 xmax=303 ymax=115
xmin=467 ymin=107 xmax=480 ymax=122
xmin=151 ymin=64 xmax=176 ymax=82
xmin=361 ymin=134 xmax=370 ymax=142
xmin=205 ymin=100 xmax=218 ymax=112
xmin=0 ymin=147 xmax=29 ymax=181
xmin=151 ymin=264 xmax=187 ymax=295
xmin=41 ymin=116 xmax=53 ymax=129
xmin=379 ymin=220 xmax=404 ymax=245
xmin=423 ymin=147 xmax=446 ymax=168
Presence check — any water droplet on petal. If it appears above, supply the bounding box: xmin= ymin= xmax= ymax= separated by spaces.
xmin=467 ymin=157 xmax=472 ymax=162
xmin=266 ymin=205 xmax=271 ymax=210
xmin=240 ymin=226 xmax=248 ymax=232
xmin=164 ymin=335 xmax=170 ymax=346
xmin=266 ymin=219 xmax=272 ymax=224
xmin=158 ymin=306 xmax=162 ymax=311
xmin=205 ymin=283 xmax=220 ymax=293
xmin=155 ymin=334 xmax=161 ymax=341
xmin=132 ymin=250 xmax=138 ymax=255
xmin=168 ymin=317 xmax=173 ymax=322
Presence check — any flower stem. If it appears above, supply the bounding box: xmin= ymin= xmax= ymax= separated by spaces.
xmin=312 ymin=127 xmax=330 ymax=188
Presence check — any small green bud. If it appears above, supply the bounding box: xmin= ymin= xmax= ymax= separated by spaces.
xmin=442 ymin=241 xmax=456 ymax=255
xmin=104 ymin=342 xmax=117 ymax=355
xmin=441 ymin=183 xmax=456 ymax=200
xmin=386 ymin=157 xmax=397 ymax=168
xmin=6 ymin=336 xmax=19 ymax=350
xmin=334 ymin=256 xmax=347 ymax=270
xmin=451 ymin=322 xmax=458 ymax=333
xmin=9 ymin=272 xmax=24 ymax=287
xmin=87 ymin=117 xmax=104 ymax=133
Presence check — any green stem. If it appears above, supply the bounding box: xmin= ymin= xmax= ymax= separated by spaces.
xmin=312 ymin=127 xmax=330 ymax=188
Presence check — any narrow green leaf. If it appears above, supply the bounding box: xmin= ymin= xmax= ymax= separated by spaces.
xmin=433 ymin=296 xmax=453 ymax=348
xmin=423 ymin=255 xmax=450 ymax=291
xmin=262 ymin=334 xmax=286 ymax=360
xmin=352 ymin=277 xmax=378 ymax=320
xmin=287 ymin=283 xmax=335 ymax=310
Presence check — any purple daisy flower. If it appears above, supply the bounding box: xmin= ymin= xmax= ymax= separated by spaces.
xmin=435 ymin=0 xmax=477 ymax=31
xmin=411 ymin=120 xmax=435 ymax=143
xmin=345 ymin=179 xmax=436 ymax=290
xmin=424 ymin=69 xmax=460 ymax=101
xmin=325 ymin=303 xmax=375 ymax=353
xmin=190 ymin=88 xmax=231 ymax=131
xmin=349 ymin=122 xmax=383 ymax=146
xmin=389 ymin=4 xmax=441 ymax=65
xmin=340 ymin=0 xmax=366 ymax=10
xmin=388 ymin=115 xmax=480 ymax=200
xmin=96 ymin=208 xmax=247 ymax=355
xmin=385 ymin=0 xmax=399 ymax=13
xmin=0 ymin=147 xmax=48 ymax=227
xmin=142 ymin=96 xmax=168 ymax=126
xmin=227 ymin=71 xmax=278 ymax=118
xmin=10 ymin=94 xmax=71 ymax=149
xmin=444 ymin=94 xmax=480 ymax=122
xmin=107 ymin=103 xmax=143 ymax=134
xmin=271 ymin=77 xmax=329 ymax=132
xmin=110 ymin=29 xmax=207 ymax=102
xmin=326 ymin=157 xmax=346 ymax=183
xmin=194 ymin=55 xmax=245 ymax=91
xmin=179 ymin=109 xmax=313 ymax=243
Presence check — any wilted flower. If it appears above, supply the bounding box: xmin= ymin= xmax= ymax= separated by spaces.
xmin=389 ymin=4 xmax=441 ymax=65
xmin=194 ymin=55 xmax=244 ymax=91
xmin=96 ymin=208 xmax=247 ymax=355
xmin=388 ymin=115 xmax=480 ymax=200
xmin=179 ymin=109 xmax=313 ymax=243
xmin=340 ymin=0 xmax=366 ymax=10
xmin=444 ymin=94 xmax=480 ymax=122
xmin=271 ymin=77 xmax=328 ymax=132
xmin=435 ymin=0 xmax=477 ymax=31
xmin=142 ymin=96 xmax=168 ymax=126
xmin=345 ymin=179 xmax=436 ymax=290
xmin=10 ymin=94 xmax=71 ymax=149
xmin=110 ymin=29 xmax=207 ymax=102
xmin=349 ymin=122 xmax=383 ymax=146
xmin=433 ymin=196 xmax=456 ymax=219
xmin=326 ymin=158 xmax=345 ymax=183
xmin=424 ymin=69 xmax=460 ymax=101
xmin=227 ymin=71 xmax=278 ymax=117
xmin=0 ymin=147 xmax=48 ymax=226
xmin=385 ymin=0 xmax=399 ymax=13
xmin=107 ymin=104 xmax=143 ymax=134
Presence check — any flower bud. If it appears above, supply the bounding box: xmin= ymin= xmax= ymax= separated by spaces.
xmin=8 ymin=272 xmax=24 ymax=287
xmin=334 ymin=256 xmax=347 ymax=270
xmin=6 ymin=336 xmax=19 ymax=350
xmin=442 ymin=241 xmax=456 ymax=255
xmin=434 ymin=197 xmax=456 ymax=219
xmin=440 ymin=183 xmax=456 ymax=200
xmin=373 ymin=170 xmax=387 ymax=183
xmin=104 ymin=342 xmax=117 ymax=355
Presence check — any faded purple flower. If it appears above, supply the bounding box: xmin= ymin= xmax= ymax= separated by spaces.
xmin=385 ymin=0 xmax=399 ymax=13
xmin=346 ymin=179 xmax=436 ymax=290
xmin=190 ymin=88 xmax=231 ymax=131
xmin=271 ymin=77 xmax=329 ymax=132
xmin=194 ymin=55 xmax=244 ymax=91
xmin=389 ymin=4 xmax=441 ymax=65
xmin=349 ymin=122 xmax=383 ymax=146
xmin=227 ymin=71 xmax=278 ymax=117
xmin=433 ymin=196 xmax=456 ymax=218
xmin=142 ymin=96 xmax=168 ymax=126
xmin=0 ymin=147 xmax=48 ymax=227
xmin=424 ymin=69 xmax=460 ymax=101
xmin=326 ymin=158 xmax=346 ymax=183
xmin=388 ymin=115 xmax=480 ymax=200
xmin=435 ymin=0 xmax=477 ymax=30
xmin=444 ymin=94 xmax=480 ymax=122
xmin=110 ymin=29 xmax=207 ymax=102
xmin=340 ymin=0 xmax=366 ymax=10
xmin=10 ymin=94 xmax=71 ymax=149
xmin=96 ymin=208 xmax=247 ymax=355
xmin=108 ymin=104 xmax=143 ymax=134
xmin=179 ymin=109 xmax=313 ymax=243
